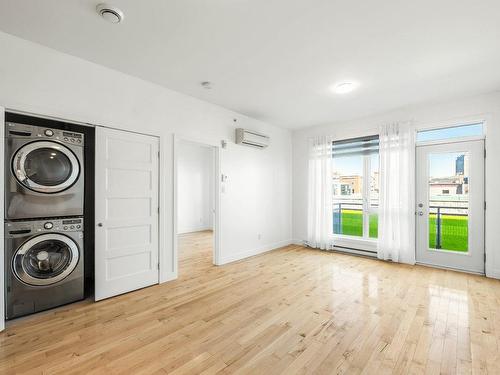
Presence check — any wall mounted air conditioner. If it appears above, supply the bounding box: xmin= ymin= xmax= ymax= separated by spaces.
xmin=235 ymin=128 xmax=269 ymax=149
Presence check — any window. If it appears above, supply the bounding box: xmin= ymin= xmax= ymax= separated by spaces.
xmin=332 ymin=136 xmax=379 ymax=239
xmin=416 ymin=123 xmax=483 ymax=143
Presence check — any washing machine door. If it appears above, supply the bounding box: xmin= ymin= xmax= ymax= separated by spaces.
xmin=12 ymin=140 xmax=80 ymax=193
xmin=12 ymin=234 xmax=80 ymax=286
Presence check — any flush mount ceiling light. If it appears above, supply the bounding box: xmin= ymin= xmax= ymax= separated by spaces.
xmin=96 ymin=3 xmax=124 ymax=24
xmin=331 ymin=81 xmax=359 ymax=94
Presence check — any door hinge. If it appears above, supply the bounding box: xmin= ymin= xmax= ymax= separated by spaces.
xmin=484 ymin=201 xmax=486 ymax=210
xmin=484 ymin=149 xmax=486 ymax=158
xmin=157 ymin=263 xmax=160 ymax=270
xmin=158 ymin=206 xmax=160 ymax=214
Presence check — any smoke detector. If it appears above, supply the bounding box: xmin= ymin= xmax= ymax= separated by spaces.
xmin=201 ymin=81 xmax=213 ymax=89
xmin=96 ymin=4 xmax=124 ymax=24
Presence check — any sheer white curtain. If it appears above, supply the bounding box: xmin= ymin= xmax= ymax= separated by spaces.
xmin=307 ymin=135 xmax=334 ymax=250
xmin=377 ymin=123 xmax=415 ymax=263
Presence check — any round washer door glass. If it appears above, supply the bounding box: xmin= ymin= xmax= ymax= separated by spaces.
xmin=13 ymin=234 xmax=80 ymax=286
xmin=13 ymin=141 xmax=80 ymax=193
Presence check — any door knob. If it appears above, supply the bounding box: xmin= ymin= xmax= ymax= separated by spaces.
xmin=418 ymin=212 xmax=423 ymax=216
xmin=97 ymin=223 xmax=103 ymax=227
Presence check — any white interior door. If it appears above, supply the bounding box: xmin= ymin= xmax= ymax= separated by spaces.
xmin=416 ymin=140 xmax=484 ymax=273
xmin=95 ymin=127 xmax=159 ymax=301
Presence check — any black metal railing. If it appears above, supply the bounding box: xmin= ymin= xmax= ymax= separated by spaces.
xmin=332 ymin=201 xmax=377 ymax=235
xmin=429 ymin=205 xmax=468 ymax=250
xmin=332 ymin=201 xmax=468 ymax=250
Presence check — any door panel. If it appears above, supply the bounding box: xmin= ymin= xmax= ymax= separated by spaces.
xmin=416 ymin=140 xmax=484 ymax=273
xmin=95 ymin=127 xmax=159 ymax=301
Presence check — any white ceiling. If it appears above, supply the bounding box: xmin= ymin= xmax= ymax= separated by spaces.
xmin=1 ymin=1 xmax=500 ymax=129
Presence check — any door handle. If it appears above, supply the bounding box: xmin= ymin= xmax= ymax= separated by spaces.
xmin=97 ymin=223 xmax=103 ymax=227
xmin=418 ymin=212 xmax=423 ymax=216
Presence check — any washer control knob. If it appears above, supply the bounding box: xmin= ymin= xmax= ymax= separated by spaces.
xmin=44 ymin=222 xmax=53 ymax=229
xmin=63 ymin=226 xmax=68 ymax=230
xmin=44 ymin=129 xmax=54 ymax=137
xmin=76 ymin=225 xmax=82 ymax=229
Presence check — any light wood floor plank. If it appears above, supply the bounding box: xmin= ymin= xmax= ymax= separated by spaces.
xmin=1 ymin=230 xmax=499 ymax=374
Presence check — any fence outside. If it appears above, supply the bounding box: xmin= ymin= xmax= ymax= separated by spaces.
xmin=333 ymin=200 xmax=468 ymax=251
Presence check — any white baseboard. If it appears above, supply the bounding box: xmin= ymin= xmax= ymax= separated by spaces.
xmin=177 ymin=225 xmax=213 ymax=234
xmin=159 ymin=271 xmax=177 ymax=284
xmin=219 ymin=239 xmax=293 ymax=265
xmin=486 ymin=268 xmax=500 ymax=280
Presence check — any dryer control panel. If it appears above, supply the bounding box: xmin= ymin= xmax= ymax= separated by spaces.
xmin=6 ymin=122 xmax=84 ymax=146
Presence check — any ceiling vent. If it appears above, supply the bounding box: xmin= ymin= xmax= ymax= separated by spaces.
xmin=96 ymin=4 xmax=124 ymax=24
xmin=235 ymin=128 xmax=270 ymax=149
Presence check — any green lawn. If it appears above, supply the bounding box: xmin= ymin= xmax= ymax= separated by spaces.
xmin=429 ymin=214 xmax=468 ymax=252
xmin=334 ymin=209 xmax=378 ymax=238
xmin=334 ymin=210 xmax=468 ymax=252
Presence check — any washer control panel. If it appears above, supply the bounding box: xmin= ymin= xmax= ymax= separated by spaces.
xmin=6 ymin=218 xmax=84 ymax=236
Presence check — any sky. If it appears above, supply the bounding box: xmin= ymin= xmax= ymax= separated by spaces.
xmin=333 ymin=151 xmax=465 ymax=178
xmin=333 ymin=153 xmax=377 ymax=176
xmin=416 ymin=123 xmax=483 ymax=143
xmin=429 ymin=152 xmax=465 ymax=178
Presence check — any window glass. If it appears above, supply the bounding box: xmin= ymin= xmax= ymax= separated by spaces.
xmin=24 ymin=148 xmax=73 ymax=186
xmin=369 ymin=153 xmax=379 ymax=238
xmin=417 ymin=123 xmax=483 ymax=143
xmin=332 ymin=154 xmax=364 ymax=237
xmin=332 ymin=136 xmax=379 ymax=239
xmin=428 ymin=152 xmax=469 ymax=252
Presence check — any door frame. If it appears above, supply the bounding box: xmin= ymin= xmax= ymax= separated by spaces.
xmin=173 ymin=134 xmax=221 ymax=274
xmin=1 ymin=106 xmax=5 ymax=331
xmin=413 ymin=116 xmax=488 ymax=274
xmin=89 ymin=124 xmax=172 ymax=285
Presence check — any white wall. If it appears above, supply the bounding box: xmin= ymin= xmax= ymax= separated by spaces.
xmin=177 ymin=140 xmax=214 ymax=234
xmin=0 ymin=31 xmax=293 ymax=282
xmin=293 ymin=91 xmax=500 ymax=278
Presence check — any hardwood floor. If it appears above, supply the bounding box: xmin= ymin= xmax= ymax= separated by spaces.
xmin=1 ymin=231 xmax=500 ymax=374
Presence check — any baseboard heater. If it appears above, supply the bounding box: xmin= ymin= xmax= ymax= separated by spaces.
xmin=304 ymin=241 xmax=377 ymax=256
xmin=332 ymin=245 xmax=377 ymax=255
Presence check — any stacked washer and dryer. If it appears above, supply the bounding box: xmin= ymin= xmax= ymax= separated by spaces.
xmin=4 ymin=121 xmax=85 ymax=319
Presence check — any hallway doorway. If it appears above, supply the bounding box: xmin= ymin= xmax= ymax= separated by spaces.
xmin=174 ymin=138 xmax=220 ymax=274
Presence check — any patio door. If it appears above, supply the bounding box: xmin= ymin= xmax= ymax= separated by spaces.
xmin=416 ymin=140 xmax=484 ymax=273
